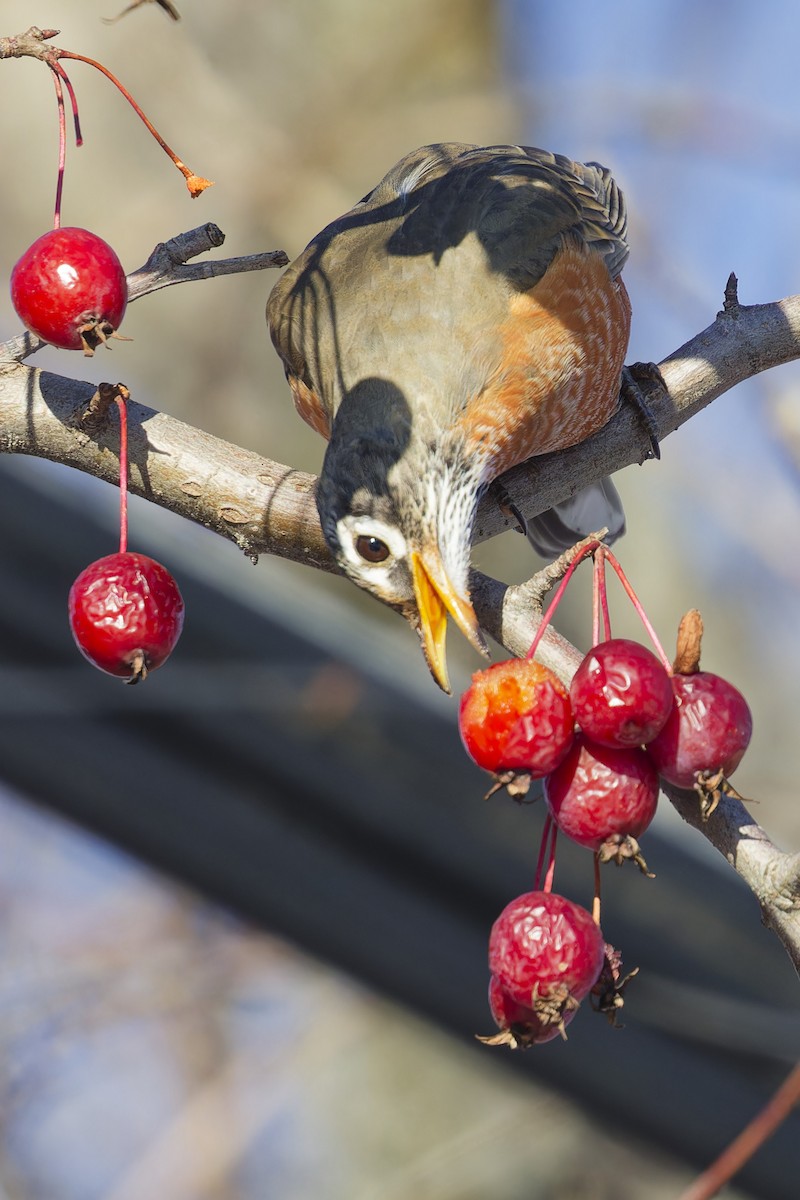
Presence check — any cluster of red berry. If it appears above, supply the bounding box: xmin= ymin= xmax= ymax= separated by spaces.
xmin=5 ymin=30 xmax=200 ymax=681
xmin=459 ymin=545 xmax=752 ymax=1048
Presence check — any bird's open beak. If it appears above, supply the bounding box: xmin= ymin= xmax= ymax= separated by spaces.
xmin=410 ymin=550 xmax=487 ymax=694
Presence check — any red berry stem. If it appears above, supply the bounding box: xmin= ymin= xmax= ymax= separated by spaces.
xmin=56 ymin=50 xmax=212 ymax=197
xmin=602 ymin=546 xmax=672 ymax=672
xmin=525 ymin=539 xmax=601 ymax=662
xmin=50 ymin=59 xmax=82 ymax=145
xmin=533 ymin=812 xmax=554 ymax=891
xmin=593 ymin=854 xmax=602 ymax=925
xmin=49 ymin=67 xmax=66 ymax=229
xmin=542 ymin=822 xmax=558 ymax=894
xmin=115 ymin=393 xmax=129 ymax=554
xmin=592 ymin=549 xmax=613 ymax=645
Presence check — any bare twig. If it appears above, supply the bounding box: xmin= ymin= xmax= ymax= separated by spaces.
xmin=1 ymin=224 xmax=289 ymax=363
xmin=104 ymin=0 xmax=181 ymax=23
xmin=678 ymin=1061 xmax=800 ymax=1200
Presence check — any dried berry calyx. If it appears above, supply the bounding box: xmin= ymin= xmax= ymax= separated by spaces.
xmin=11 ymin=227 xmax=128 ymax=354
xmin=68 ymin=551 xmax=184 ymax=682
xmin=459 ymin=658 xmax=575 ymax=785
xmin=591 ymin=943 xmax=639 ymax=1027
xmin=479 ymin=974 xmax=579 ymax=1049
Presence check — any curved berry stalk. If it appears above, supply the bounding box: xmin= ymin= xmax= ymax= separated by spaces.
xmin=67 ymin=388 xmax=184 ymax=681
xmin=0 ymin=26 xmax=211 ymax=201
xmin=57 ymin=48 xmax=212 ymax=197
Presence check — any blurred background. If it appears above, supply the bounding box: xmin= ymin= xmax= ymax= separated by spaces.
xmin=1 ymin=1 xmax=800 ymax=1197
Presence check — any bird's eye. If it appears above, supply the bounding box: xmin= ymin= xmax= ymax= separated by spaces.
xmin=355 ymin=534 xmax=390 ymax=564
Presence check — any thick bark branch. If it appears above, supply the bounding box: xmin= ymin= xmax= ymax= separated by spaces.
xmin=2 ymin=239 xmax=800 ymax=973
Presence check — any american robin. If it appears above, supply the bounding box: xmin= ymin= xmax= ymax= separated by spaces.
xmin=267 ymin=142 xmax=631 ymax=692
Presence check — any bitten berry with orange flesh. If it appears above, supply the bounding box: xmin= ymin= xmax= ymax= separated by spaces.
xmin=459 ymin=659 xmax=575 ymax=778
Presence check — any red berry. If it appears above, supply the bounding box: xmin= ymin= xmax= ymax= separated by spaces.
xmin=486 ymin=974 xmax=574 ymax=1047
xmin=11 ymin=227 xmax=128 ymax=354
xmin=647 ymin=671 xmax=752 ymax=788
xmin=459 ymin=659 xmax=575 ymax=777
xmin=544 ymin=734 xmax=659 ymax=851
xmin=488 ymin=890 xmax=604 ymax=1011
xmin=570 ymin=637 xmax=673 ymax=748
xmin=68 ymin=552 xmax=184 ymax=682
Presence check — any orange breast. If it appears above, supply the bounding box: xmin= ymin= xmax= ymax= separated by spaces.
xmin=458 ymin=245 xmax=631 ymax=479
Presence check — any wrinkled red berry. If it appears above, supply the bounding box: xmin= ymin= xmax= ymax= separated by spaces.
xmin=570 ymin=637 xmax=673 ymax=748
xmin=459 ymin=659 xmax=575 ymax=777
xmin=544 ymin=734 xmax=659 ymax=851
xmin=68 ymin=552 xmax=184 ymax=682
xmin=648 ymin=671 xmax=752 ymax=788
xmin=11 ymin=227 xmax=128 ymax=354
xmin=488 ymin=890 xmax=604 ymax=1010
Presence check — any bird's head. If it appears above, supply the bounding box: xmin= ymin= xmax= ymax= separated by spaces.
xmin=316 ymin=394 xmax=488 ymax=693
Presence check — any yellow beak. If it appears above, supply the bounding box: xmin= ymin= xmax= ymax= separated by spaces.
xmin=410 ymin=550 xmax=487 ymax=694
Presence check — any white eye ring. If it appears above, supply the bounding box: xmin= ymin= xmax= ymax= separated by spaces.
xmin=336 ymin=515 xmax=407 ymax=573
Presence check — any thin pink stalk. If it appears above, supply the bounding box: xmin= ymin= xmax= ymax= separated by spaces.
xmin=48 ymin=66 xmax=66 ymax=228
xmin=50 ymin=59 xmax=82 ymax=144
xmin=115 ymin=395 xmax=129 ymax=553
xmin=594 ymin=549 xmax=613 ymax=642
xmin=678 ymin=1062 xmax=800 ymax=1200
xmin=533 ymin=813 xmax=554 ymax=891
xmin=526 ymin=539 xmax=600 ymax=661
xmin=592 ymin=853 xmax=602 ymax=925
xmin=603 ymin=546 xmax=672 ymax=672
xmin=541 ymin=821 xmax=558 ymax=894
xmin=57 ymin=49 xmax=211 ymax=195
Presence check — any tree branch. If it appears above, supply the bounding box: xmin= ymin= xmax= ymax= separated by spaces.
xmin=2 ymin=239 xmax=800 ymax=971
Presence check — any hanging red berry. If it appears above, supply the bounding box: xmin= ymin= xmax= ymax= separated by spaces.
xmin=11 ymin=227 xmax=128 ymax=354
xmin=459 ymin=658 xmax=575 ymax=778
xmin=68 ymin=551 xmax=184 ymax=683
xmin=647 ymin=671 xmax=752 ymax=789
xmin=544 ymin=734 xmax=660 ymax=855
xmin=488 ymin=890 xmax=604 ymax=1018
xmin=570 ymin=637 xmax=674 ymax=749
